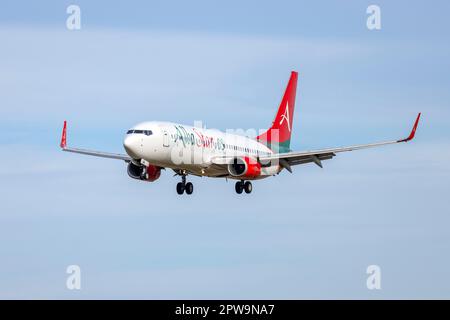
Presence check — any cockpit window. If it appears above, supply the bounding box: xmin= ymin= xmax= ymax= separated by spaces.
xmin=126 ymin=129 xmax=152 ymax=135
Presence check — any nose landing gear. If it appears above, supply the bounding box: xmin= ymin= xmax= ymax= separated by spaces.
xmin=176 ymin=174 xmax=194 ymax=195
xmin=235 ymin=180 xmax=252 ymax=194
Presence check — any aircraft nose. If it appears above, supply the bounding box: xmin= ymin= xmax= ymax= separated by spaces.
xmin=123 ymin=135 xmax=141 ymax=158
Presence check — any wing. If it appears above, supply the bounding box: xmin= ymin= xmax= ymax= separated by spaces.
xmin=259 ymin=113 xmax=421 ymax=172
xmin=59 ymin=121 xmax=131 ymax=161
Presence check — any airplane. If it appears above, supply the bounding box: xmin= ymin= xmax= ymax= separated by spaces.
xmin=60 ymin=71 xmax=421 ymax=195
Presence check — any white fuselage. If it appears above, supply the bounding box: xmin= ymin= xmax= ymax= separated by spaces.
xmin=122 ymin=121 xmax=281 ymax=179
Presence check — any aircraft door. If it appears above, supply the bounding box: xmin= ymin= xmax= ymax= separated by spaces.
xmin=163 ymin=131 xmax=169 ymax=147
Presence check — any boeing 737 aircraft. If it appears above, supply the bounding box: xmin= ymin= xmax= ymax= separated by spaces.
xmin=60 ymin=71 xmax=421 ymax=195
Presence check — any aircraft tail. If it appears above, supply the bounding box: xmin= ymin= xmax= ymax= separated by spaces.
xmin=257 ymin=71 xmax=298 ymax=153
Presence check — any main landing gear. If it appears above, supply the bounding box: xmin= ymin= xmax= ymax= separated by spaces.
xmin=235 ymin=180 xmax=252 ymax=194
xmin=176 ymin=174 xmax=194 ymax=195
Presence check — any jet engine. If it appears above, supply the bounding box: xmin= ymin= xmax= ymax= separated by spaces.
xmin=127 ymin=162 xmax=161 ymax=182
xmin=227 ymin=156 xmax=261 ymax=178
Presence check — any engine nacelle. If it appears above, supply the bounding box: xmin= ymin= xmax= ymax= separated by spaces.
xmin=127 ymin=162 xmax=161 ymax=182
xmin=227 ymin=156 xmax=261 ymax=178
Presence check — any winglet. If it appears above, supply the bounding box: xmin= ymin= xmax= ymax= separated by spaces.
xmin=398 ymin=113 xmax=421 ymax=143
xmin=60 ymin=120 xmax=67 ymax=149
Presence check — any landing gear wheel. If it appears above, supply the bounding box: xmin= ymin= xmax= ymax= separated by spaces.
xmin=235 ymin=181 xmax=243 ymax=194
xmin=244 ymin=181 xmax=252 ymax=194
xmin=176 ymin=182 xmax=185 ymax=195
xmin=185 ymin=182 xmax=194 ymax=195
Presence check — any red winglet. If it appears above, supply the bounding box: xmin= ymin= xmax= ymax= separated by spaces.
xmin=60 ymin=120 xmax=67 ymax=148
xmin=399 ymin=113 xmax=421 ymax=142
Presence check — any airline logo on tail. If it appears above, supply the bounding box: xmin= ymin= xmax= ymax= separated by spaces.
xmin=279 ymin=102 xmax=291 ymax=132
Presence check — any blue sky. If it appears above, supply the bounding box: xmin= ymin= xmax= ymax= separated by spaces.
xmin=0 ymin=0 xmax=449 ymax=299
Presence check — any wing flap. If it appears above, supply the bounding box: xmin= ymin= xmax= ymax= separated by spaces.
xmin=287 ymin=153 xmax=335 ymax=166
